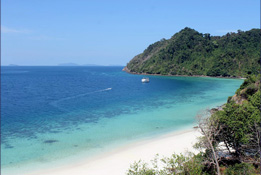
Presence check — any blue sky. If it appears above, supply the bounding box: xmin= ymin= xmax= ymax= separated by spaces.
xmin=1 ymin=0 xmax=260 ymax=66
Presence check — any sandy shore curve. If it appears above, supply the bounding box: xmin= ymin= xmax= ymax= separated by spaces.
xmin=23 ymin=128 xmax=201 ymax=175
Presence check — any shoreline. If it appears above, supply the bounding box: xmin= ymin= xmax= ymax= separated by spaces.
xmin=3 ymin=128 xmax=201 ymax=175
xmin=122 ymin=67 xmax=245 ymax=80
xmin=26 ymin=128 xmax=201 ymax=175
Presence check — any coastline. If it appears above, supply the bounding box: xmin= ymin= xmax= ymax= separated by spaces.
xmin=122 ymin=67 xmax=245 ymax=80
xmin=7 ymin=128 xmax=201 ymax=175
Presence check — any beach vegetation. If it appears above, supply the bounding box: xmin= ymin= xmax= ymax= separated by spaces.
xmin=127 ymin=160 xmax=155 ymax=175
xmin=224 ymin=163 xmax=256 ymax=175
xmin=127 ymin=153 xmax=205 ymax=175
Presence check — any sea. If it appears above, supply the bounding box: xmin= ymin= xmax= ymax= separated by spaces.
xmin=1 ymin=66 xmax=243 ymax=174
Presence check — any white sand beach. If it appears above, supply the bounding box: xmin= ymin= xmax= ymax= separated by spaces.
xmin=26 ymin=129 xmax=201 ymax=175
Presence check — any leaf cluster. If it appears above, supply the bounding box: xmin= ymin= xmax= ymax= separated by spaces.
xmin=127 ymin=153 xmax=206 ymax=175
xmin=215 ymin=76 xmax=261 ymax=157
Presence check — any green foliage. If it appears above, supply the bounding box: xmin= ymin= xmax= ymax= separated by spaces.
xmin=162 ymin=153 xmax=205 ymax=175
xmin=126 ymin=28 xmax=261 ymax=77
xmin=224 ymin=163 xmax=256 ymax=175
xmin=214 ymin=75 xmax=261 ymax=156
xmin=127 ymin=160 xmax=155 ymax=175
xmin=244 ymin=84 xmax=258 ymax=98
xmin=127 ymin=153 xmax=206 ymax=175
xmin=249 ymin=90 xmax=261 ymax=107
xmin=238 ymin=74 xmax=259 ymax=90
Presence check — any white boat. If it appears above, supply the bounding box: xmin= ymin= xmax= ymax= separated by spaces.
xmin=141 ymin=77 xmax=149 ymax=83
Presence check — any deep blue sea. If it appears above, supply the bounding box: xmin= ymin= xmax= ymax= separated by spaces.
xmin=1 ymin=66 xmax=243 ymax=174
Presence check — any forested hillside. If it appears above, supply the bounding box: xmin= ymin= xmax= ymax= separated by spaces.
xmin=125 ymin=27 xmax=261 ymax=77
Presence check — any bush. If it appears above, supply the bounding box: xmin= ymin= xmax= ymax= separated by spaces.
xmin=245 ymin=84 xmax=258 ymax=97
xmin=224 ymin=163 xmax=256 ymax=175
xmin=127 ymin=153 xmax=205 ymax=175
xmin=127 ymin=160 xmax=155 ymax=175
xmin=239 ymin=75 xmax=257 ymax=90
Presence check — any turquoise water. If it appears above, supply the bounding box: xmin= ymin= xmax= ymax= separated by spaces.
xmin=1 ymin=66 xmax=243 ymax=174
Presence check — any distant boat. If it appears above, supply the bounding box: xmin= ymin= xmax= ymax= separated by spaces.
xmin=141 ymin=77 xmax=149 ymax=83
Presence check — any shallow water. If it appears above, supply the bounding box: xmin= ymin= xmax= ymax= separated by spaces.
xmin=1 ymin=66 xmax=243 ymax=173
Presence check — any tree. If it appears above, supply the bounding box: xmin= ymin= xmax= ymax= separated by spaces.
xmin=216 ymin=91 xmax=261 ymax=160
xmin=197 ymin=111 xmax=221 ymax=175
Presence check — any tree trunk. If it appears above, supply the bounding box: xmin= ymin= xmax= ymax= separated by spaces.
xmin=207 ymin=136 xmax=221 ymax=175
xmin=201 ymin=125 xmax=221 ymax=175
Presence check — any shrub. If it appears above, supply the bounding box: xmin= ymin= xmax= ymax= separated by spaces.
xmin=127 ymin=153 xmax=205 ymax=175
xmin=127 ymin=160 xmax=155 ymax=175
xmin=224 ymin=163 xmax=256 ymax=175
xmin=245 ymin=84 xmax=258 ymax=97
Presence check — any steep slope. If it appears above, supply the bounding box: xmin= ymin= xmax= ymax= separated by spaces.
xmin=125 ymin=27 xmax=261 ymax=77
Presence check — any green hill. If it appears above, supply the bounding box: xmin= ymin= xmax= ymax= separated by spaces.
xmin=125 ymin=27 xmax=261 ymax=77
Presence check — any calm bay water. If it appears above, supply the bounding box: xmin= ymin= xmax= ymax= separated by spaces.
xmin=1 ymin=66 xmax=243 ymax=173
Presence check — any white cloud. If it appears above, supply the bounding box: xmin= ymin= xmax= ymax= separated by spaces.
xmin=1 ymin=26 xmax=31 ymax=33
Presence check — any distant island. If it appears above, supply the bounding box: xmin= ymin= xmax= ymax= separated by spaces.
xmin=57 ymin=63 xmax=123 ymax=67
xmin=124 ymin=27 xmax=261 ymax=78
xmin=57 ymin=63 xmax=80 ymax=66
